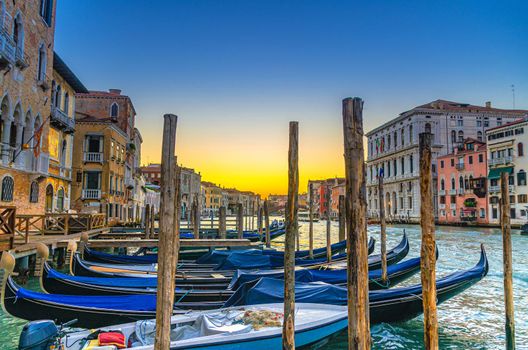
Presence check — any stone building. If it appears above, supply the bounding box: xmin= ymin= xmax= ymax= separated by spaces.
xmin=366 ymin=100 xmax=528 ymax=222
xmin=486 ymin=118 xmax=528 ymax=225
xmin=46 ymin=52 xmax=88 ymax=212
xmin=75 ymin=89 xmax=140 ymax=222
xmin=70 ymin=115 xmax=129 ymax=224
xmin=0 ymin=0 xmax=56 ymax=214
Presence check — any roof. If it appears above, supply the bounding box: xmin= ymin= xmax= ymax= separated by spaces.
xmin=76 ymin=90 xmax=136 ymax=115
xmin=485 ymin=118 xmax=527 ymax=133
xmin=367 ymin=99 xmax=528 ymax=136
xmin=53 ymin=52 xmax=88 ymax=93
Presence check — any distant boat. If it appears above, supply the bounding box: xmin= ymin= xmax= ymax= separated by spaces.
xmin=298 ymin=211 xmax=319 ymax=222
xmin=521 ymin=223 xmax=528 ymax=235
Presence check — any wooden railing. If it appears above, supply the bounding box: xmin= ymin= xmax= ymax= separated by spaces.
xmin=14 ymin=213 xmax=107 ymax=240
xmin=0 ymin=207 xmax=15 ymax=251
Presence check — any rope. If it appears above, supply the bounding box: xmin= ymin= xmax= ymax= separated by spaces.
xmin=175 ymin=289 xmax=192 ymax=304
xmin=370 ymin=278 xmax=390 ymax=289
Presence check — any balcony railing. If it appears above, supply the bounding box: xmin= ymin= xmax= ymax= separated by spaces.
xmin=0 ymin=29 xmax=15 ymax=66
xmin=82 ymin=189 xmax=101 ymax=200
xmin=449 ymin=189 xmax=456 ymax=195
xmin=51 ymin=106 xmax=75 ymax=133
xmin=438 ymin=190 xmax=446 ymax=195
xmin=84 ymin=152 xmax=103 ymax=163
xmin=439 ymin=204 xmax=446 ymax=209
xmin=450 ymin=203 xmax=456 ymax=209
xmin=456 ymin=164 xmax=465 ymax=171
xmin=489 ymin=185 xmax=515 ymax=193
xmin=14 ymin=46 xmax=28 ymax=69
xmin=458 ymin=189 xmax=465 ymax=195
xmin=489 ymin=156 xmax=513 ymax=166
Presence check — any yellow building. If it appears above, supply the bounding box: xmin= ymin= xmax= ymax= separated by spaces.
xmin=46 ymin=53 xmax=88 ymax=212
xmin=71 ymin=116 xmax=129 ymax=224
xmin=201 ymin=181 xmax=223 ymax=216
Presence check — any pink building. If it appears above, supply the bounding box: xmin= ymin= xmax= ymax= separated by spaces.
xmin=437 ymin=139 xmax=488 ymax=224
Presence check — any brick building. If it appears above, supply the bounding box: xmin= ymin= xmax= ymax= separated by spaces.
xmin=0 ymin=0 xmax=56 ymax=214
xmin=437 ymin=139 xmax=489 ymax=224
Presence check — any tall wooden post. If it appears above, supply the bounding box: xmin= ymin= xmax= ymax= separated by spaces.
xmin=326 ymin=187 xmax=331 ymax=262
xmin=342 ymin=97 xmax=370 ymax=349
xmin=419 ymin=132 xmax=438 ymax=350
xmin=338 ymin=194 xmax=345 ymax=242
xmin=193 ymin=196 xmax=200 ymax=239
xmin=257 ymin=204 xmax=263 ymax=240
xmin=144 ymin=203 xmax=151 ymax=239
xmin=378 ymin=175 xmax=387 ymax=283
xmin=154 ymin=114 xmax=180 ymax=350
xmin=237 ymin=203 xmax=243 ymax=239
xmin=264 ymin=199 xmax=270 ymax=248
xmin=308 ymin=183 xmax=314 ymax=259
xmin=219 ymin=206 xmax=227 ymax=239
xmin=150 ymin=205 xmax=155 ymax=236
xmin=283 ymin=121 xmax=298 ymax=350
xmin=500 ymin=172 xmax=515 ymax=349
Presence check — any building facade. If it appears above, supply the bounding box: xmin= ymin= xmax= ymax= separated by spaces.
xmin=70 ymin=117 xmax=129 ymax=224
xmin=486 ymin=119 xmax=528 ymax=225
xmin=437 ymin=139 xmax=488 ymax=224
xmin=366 ymin=100 xmax=528 ymax=222
xmin=46 ymin=52 xmax=88 ymax=213
xmin=0 ymin=0 xmax=56 ymax=214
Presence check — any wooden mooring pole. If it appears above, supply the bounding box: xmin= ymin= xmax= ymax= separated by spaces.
xmin=419 ymin=132 xmax=438 ymax=350
xmin=264 ymin=199 xmax=270 ymax=248
xmin=154 ymin=114 xmax=180 ymax=350
xmin=237 ymin=203 xmax=243 ymax=239
xmin=283 ymin=121 xmax=298 ymax=349
xmin=326 ymin=187 xmax=332 ymax=262
xmin=308 ymin=183 xmax=314 ymax=259
xmin=338 ymin=194 xmax=345 ymax=243
xmin=219 ymin=206 xmax=227 ymax=239
xmin=193 ymin=196 xmax=200 ymax=239
xmin=257 ymin=204 xmax=263 ymax=240
xmin=144 ymin=204 xmax=151 ymax=239
xmin=342 ymin=97 xmax=370 ymax=349
xmin=150 ymin=205 xmax=155 ymax=236
xmin=378 ymin=174 xmax=387 ymax=283
xmin=500 ymin=172 xmax=515 ymax=349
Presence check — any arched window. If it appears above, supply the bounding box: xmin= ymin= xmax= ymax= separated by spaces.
xmin=425 ymin=123 xmax=431 ymax=133
xmin=111 ymin=103 xmax=119 ymax=118
xmin=459 ymin=176 xmax=464 ymax=190
xmin=40 ymin=0 xmax=53 ymax=26
xmin=451 ymin=177 xmax=455 ymax=189
xmin=37 ymin=44 xmax=46 ymax=81
xmin=1 ymin=176 xmax=14 ymax=202
xmin=409 ymin=125 xmax=413 ymax=143
xmin=477 ymin=131 xmax=483 ymax=142
xmin=451 ymin=130 xmax=456 ymax=143
xmin=401 ymin=128 xmax=405 ymax=145
xmin=45 ymin=184 xmax=53 ymax=212
xmin=54 ymin=85 xmax=61 ymax=108
xmin=458 ymin=130 xmax=464 ymax=143
xmin=518 ymin=142 xmax=524 ymax=157
xmin=441 ymin=179 xmax=445 ymax=190
xmin=56 ymin=187 xmax=64 ymax=212
xmin=63 ymin=92 xmax=69 ymax=114
xmin=29 ymin=181 xmax=39 ymax=203
xmin=13 ymin=13 xmax=24 ymax=56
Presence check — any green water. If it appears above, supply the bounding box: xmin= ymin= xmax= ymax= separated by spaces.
xmin=1 ymin=223 xmax=527 ymax=349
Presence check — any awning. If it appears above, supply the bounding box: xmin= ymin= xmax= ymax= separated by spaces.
xmin=488 ymin=167 xmax=514 ymax=179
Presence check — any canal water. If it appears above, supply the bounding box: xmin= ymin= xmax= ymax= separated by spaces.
xmin=0 ymin=222 xmax=526 ymax=349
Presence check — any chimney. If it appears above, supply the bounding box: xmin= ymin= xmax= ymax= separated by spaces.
xmin=109 ymin=89 xmax=122 ymax=95
xmin=485 ymin=101 xmax=491 ymax=108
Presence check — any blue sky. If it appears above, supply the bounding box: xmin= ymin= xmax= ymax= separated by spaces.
xmin=54 ymin=0 xmax=528 ymax=194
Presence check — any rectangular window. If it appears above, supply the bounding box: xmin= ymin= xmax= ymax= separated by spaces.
xmin=480 ymin=208 xmax=485 ymax=218
xmin=511 ymin=209 xmax=516 ymax=219
xmin=479 ymin=154 xmax=484 ymax=163
xmin=440 ymin=196 xmax=446 ymax=204
xmin=517 ymin=171 xmax=526 ymax=186
xmin=468 ymin=156 xmax=473 ymax=164
xmin=492 ymin=208 xmax=498 ymax=219
xmin=450 ymin=195 xmax=456 ymax=203
xmin=452 ymin=210 xmax=456 ymax=217
xmin=440 ymin=160 xmax=444 ymax=168
xmin=450 ymin=159 xmax=454 ymax=167
xmin=521 ymin=210 xmax=527 ymax=217
xmin=490 ymin=196 xmax=499 ymax=204
xmin=408 ymin=197 xmax=412 ymax=209
xmin=84 ymin=171 xmax=101 ymax=190
xmin=518 ymin=194 xmax=528 ymax=203
xmin=477 ymin=120 xmax=482 ymax=127
xmin=510 ymin=195 xmax=516 ymax=204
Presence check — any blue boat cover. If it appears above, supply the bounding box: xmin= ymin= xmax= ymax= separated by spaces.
xmin=15 ymin=287 xmax=157 ymax=311
xmin=224 ymin=250 xmax=487 ymax=307
xmin=46 ymin=268 xmax=160 ymax=289
xmin=228 ymin=257 xmax=421 ymax=290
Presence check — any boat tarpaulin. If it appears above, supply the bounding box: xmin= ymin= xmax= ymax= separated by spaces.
xmin=488 ymin=166 xmax=514 ymax=179
xmin=46 ymin=268 xmax=160 ymax=289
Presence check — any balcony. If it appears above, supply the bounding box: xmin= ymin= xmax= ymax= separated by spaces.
xmin=455 ymin=164 xmax=465 ymax=171
xmin=450 ymin=203 xmax=456 ymax=209
xmin=14 ymin=47 xmax=28 ymax=69
xmin=458 ymin=189 xmax=465 ymax=195
xmin=83 ymin=152 xmax=103 ymax=163
xmin=51 ymin=106 xmax=75 ymax=133
xmin=489 ymin=185 xmax=515 ymax=193
xmin=0 ymin=29 xmax=15 ymax=67
xmin=82 ymin=189 xmax=101 ymax=200
xmin=438 ymin=190 xmax=446 ymax=195
xmin=489 ymin=156 xmax=513 ymax=167
xmin=449 ymin=189 xmax=456 ymax=195
xmin=439 ymin=204 xmax=446 ymax=209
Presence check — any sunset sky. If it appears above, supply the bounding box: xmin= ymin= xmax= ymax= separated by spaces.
xmin=55 ymin=1 xmax=527 ymax=196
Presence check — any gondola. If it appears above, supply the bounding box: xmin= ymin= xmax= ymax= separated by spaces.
xmin=41 ymin=251 xmax=420 ymax=296
xmin=71 ymin=234 xmax=403 ymax=277
xmin=83 ymin=235 xmax=373 ymax=265
xmin=26 ymin=304 xmax=348 ymax=350
xmin=2 ymin=246 xmax=486 ymax=329
xmin=224 ymin=244 xmax=489 ymax=324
